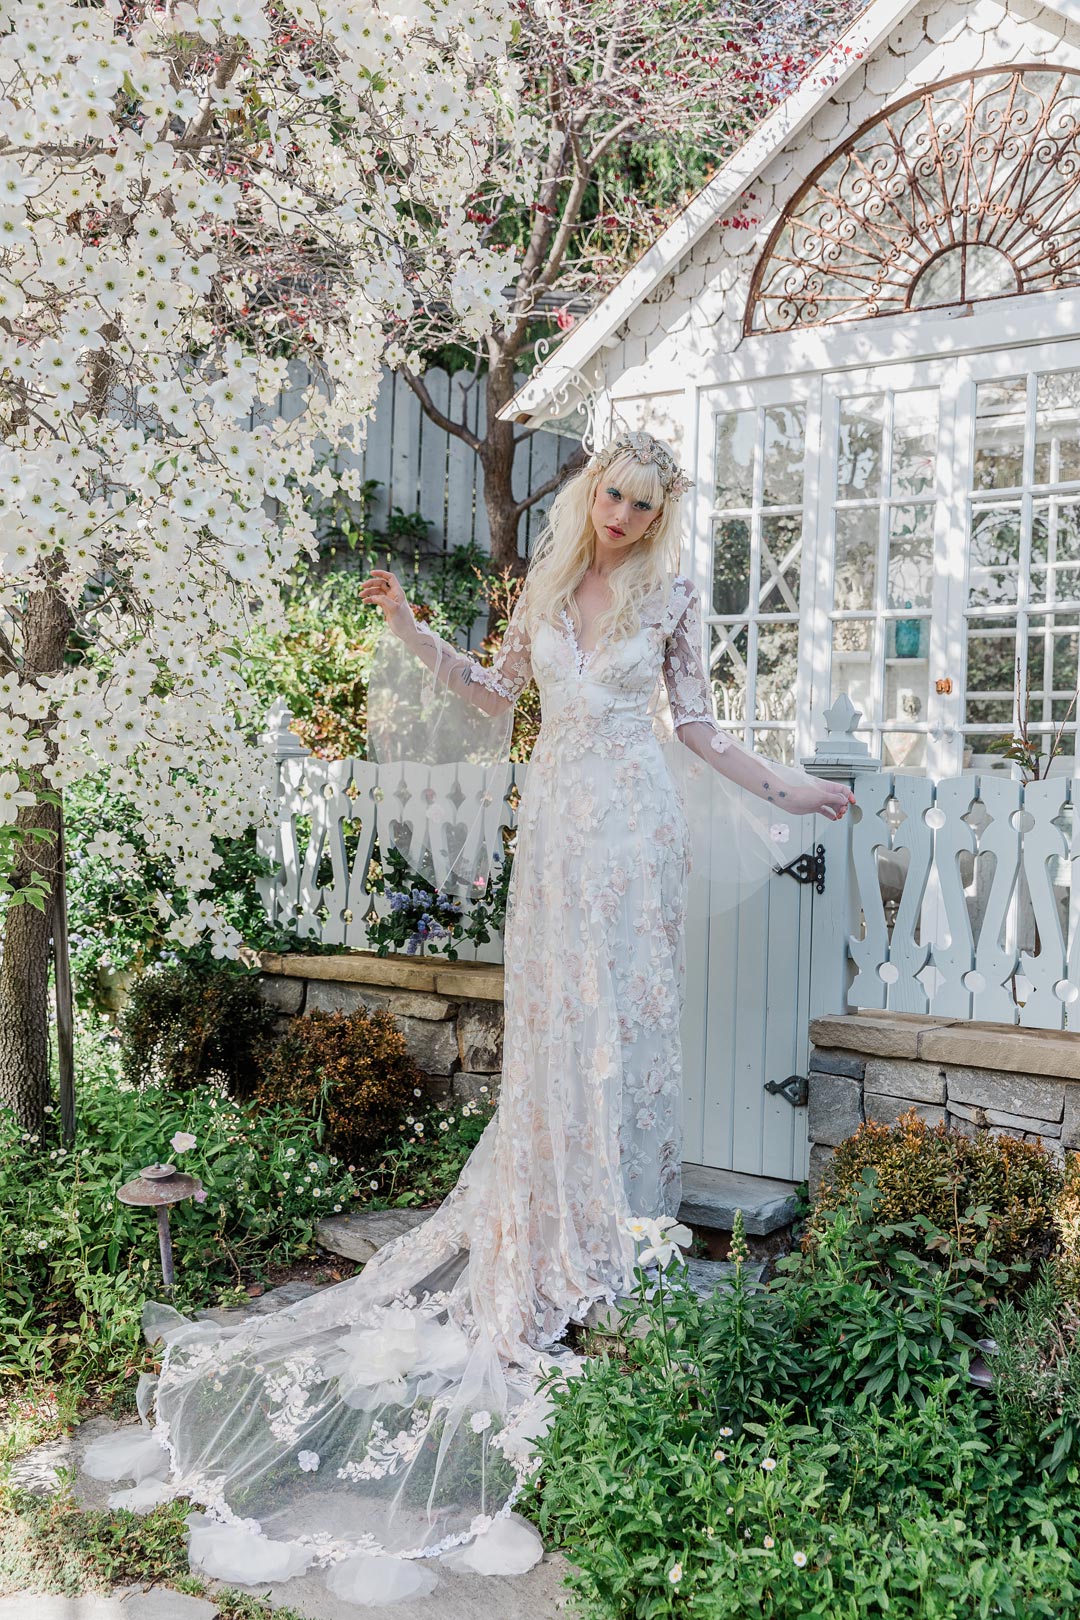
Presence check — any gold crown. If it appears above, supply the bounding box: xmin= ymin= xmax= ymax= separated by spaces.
xmin=591 ymin=431 xmax=694 ymax=500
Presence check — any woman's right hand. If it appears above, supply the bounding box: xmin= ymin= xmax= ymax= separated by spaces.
xmin=360 ymin=569 xmax=415 ymax=638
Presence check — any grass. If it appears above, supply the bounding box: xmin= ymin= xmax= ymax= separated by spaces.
xmin=0 ymin=1485 xmax=316 ymax=1619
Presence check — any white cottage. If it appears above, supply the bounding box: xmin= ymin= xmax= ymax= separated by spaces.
xmin=504 ymin=0 xmax=1080 ymax=782
xmin=494 ymin=0 xmax=1080 ymax=1195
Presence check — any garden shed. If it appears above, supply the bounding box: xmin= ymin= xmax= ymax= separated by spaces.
xmin=484 ymin=0 xmax=1080 ymax=1192
xmin=506 ymin=0 xmax=1080 ymax=781
xmin=259 ymin=0 xmax=1080 ymax=1203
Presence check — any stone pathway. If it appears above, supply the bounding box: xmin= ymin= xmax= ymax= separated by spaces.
xmin=0 ymin=1594 xmax=219 ymax=1619
xmin=5 ymin=1274 xmax=573 ymax=1620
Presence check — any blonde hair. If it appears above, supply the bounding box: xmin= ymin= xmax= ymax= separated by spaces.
xmin=521 ymin=447 xmax=683 ymax=646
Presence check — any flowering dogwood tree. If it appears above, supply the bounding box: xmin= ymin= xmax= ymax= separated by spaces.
xmin=0 ymin=0 xmax=522 ymax=1128
xmin=401 ymin=0 xmax=864 ymax=607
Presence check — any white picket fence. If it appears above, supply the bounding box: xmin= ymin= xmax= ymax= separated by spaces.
xmin=257 ymin=694 xmax=1080 ymax=1029
xmin=256 ymin=703 xmax=526 ymax=963
xmin=270 ymin=362 xmax=580 ymax=557
xmin=843 ymin=771 xmax=1079 ymax=1030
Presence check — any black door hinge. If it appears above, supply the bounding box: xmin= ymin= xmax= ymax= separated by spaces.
xmin=764 ymin=1073 xmax=808 ymax=1107
xmin=774 ymin=842 xmax=825 ymax=894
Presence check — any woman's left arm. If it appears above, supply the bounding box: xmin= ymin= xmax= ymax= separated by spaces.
xmin=661 ymin=580 xmax=854 ymax=822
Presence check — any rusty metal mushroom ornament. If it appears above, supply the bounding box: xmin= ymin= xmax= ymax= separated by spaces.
xmin=117 ymin=1163 xmax=204 ymax=1293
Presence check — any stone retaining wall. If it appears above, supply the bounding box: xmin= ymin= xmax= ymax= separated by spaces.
xmin=807 ymin=1012 xmax=1080 ymax=1196
xmin=257 ymin=951 xmax=505 ymax=1106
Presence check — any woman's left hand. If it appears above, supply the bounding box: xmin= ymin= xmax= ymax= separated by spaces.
xmin=786 ymin=778 xmax=856 ymax=820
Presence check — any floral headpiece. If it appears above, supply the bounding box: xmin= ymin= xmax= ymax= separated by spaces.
xmin=590 ymin=431 xmax=694 ymax=501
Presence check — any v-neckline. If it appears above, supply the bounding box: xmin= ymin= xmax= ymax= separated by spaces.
xmin=559 ymin=604 xmax=599 ymax=675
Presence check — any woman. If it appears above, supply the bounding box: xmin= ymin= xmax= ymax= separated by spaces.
xmin=88 ymin=432 xmax=852 ymax=1609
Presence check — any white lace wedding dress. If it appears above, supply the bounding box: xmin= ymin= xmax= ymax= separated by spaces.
xmin=86 ymin=573 xmax=781 ymax=1606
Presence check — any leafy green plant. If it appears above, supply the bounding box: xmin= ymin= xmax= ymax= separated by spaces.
xmin=356 ymin=1089 xmax=498 ymax=1208
xmin=985 ymin=653 xmax=1079 ymax=779
xmin=984 ymin=1260 xmax=1080 ymax=1483
xmin=0 ymin=1016 xmax=353 ymax=1388
xmin=807 ymin=1107 xmax=1060 ymax=1283
xmin=365 ymin=846 xmax=513 ymax=958
xmin=531 ymin=1210 xmax=1080 ymax=1620
xmin=119 ymin=961 xmax=277 ymax=1099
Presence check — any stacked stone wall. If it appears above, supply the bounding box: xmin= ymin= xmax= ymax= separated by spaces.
xmin=808 ymin=1014 xmax=1080 ymax=1195
xmin=257 ymin=953 xmax=504 ymax=1108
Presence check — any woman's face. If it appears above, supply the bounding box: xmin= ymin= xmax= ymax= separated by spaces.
xmin=590 ymin=467 xmax=662 ymax=562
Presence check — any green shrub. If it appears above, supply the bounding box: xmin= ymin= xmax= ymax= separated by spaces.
xmin=0 ymin=1018 xmax=354 ymax=1388
xmin=806 ymin=1107 xmax=1061 ymax=1280
xmin=983 ymin=1259 xmax=1080 ymax=1483
xmin=255 ymin=1006 xmax=419 ymax=1162
xmin=532 ymin=1216 xmax=1080 ymax=1620
xmin=119 ymin=961 xmax=277 ymax=1099
xmin=354 ymin=1087 xmax=499 ymax=1207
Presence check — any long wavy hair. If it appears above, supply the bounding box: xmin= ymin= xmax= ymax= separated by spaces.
xmin=521 ymin=445 xmax=683 ymax=647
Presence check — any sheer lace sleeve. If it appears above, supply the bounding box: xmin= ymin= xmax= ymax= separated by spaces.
xmin=365 ymin=588 xmax=529 ymax=895
xmin=662 ymin=577 xmax=810 ymax=810
xmin=398 ymin=588 xmax=533 ymax=719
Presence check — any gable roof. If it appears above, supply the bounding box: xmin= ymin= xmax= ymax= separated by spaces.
xmin=500 ymin=0 xmax=1080 ymax=425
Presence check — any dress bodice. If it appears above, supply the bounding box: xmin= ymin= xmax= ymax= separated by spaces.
xmin=527 ymin=582 xmax=698 ymax=762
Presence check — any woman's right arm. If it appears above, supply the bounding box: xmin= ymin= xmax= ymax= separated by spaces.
xmin=360 ymin=569 xmax=533 ymax=719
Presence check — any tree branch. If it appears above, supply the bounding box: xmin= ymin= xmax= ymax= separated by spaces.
xmin=400 ymin=367 xmax=483 ymax=453
xmin=512 ymin=446 xmax=588 ymax=517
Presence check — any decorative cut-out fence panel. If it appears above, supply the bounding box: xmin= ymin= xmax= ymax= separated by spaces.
xmin=844 ymin=772 xmax=1079 ymax=1030
xmin=256 ymin=704 xmax=525 ymax=964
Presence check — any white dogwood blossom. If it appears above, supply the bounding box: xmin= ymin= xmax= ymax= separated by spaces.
xmin=0 ymin=0 xmax=521 ymax=952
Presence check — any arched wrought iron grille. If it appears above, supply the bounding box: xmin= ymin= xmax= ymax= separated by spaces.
xmin=747 ymin=67 xmax=1080 ymax=333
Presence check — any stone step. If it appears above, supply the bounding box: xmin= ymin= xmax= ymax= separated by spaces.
xmin=315 ymin=1205 xmax=432 ymax=1262
xmin=316 ymin=1174 xmax=800 ymax=1270
xmin=192 ymin=1278 xmax=324 ymax=1327
xmin=678 ymin=1164 xmax=800 ymax=1237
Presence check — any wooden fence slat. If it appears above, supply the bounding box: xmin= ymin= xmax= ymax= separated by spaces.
xmin=930 ymin=777 xmax=981 ymax=1018
xmin=418 ymin=367 xmax=451 ymax=548
xmin=847 ymin=774 xmax=892 ymax=1009
xmin=970 ymin=775 xmax=1023 ymax=1024
xmin=1019 ymin=777 xmax=1071 ymax=1029
xmin=885 ymin=775 xmax=933 ymax=1014
xmin=524 ymin=428 xmax=557 ymax=557
xmin=390 ymin=371 xmax=419 ymax=520
xmin=473 ymin=381 xmax=490 ymax=552
xmin=363 ymin=370 xmax=395 ymax=535
xmin=446 ymin=372 xmax=480 ymax=547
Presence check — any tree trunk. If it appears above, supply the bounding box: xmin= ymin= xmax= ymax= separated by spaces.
xmin=480 ymin=362 xmax=527 ymax=636
xmin=0 ymin=583 xmax=72 ymax=1133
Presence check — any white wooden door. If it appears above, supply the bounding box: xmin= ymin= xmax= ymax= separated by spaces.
xmin=680 ymin=850 xmax=817 ymax=1181
xmin=680 ymin=378 xmax=822 ymax=1182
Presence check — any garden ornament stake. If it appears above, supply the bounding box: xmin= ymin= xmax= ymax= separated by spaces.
xmin=118 ymin=1163 xmax=203 ymax=1294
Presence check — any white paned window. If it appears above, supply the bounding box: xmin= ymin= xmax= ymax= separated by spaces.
xmin=963 ymin=370 xmax=1080 ymax=766
xmin=708 ymin=403 xmax=806 ymax=763
xmin=826 ymin=386 xmax=941 ymax=771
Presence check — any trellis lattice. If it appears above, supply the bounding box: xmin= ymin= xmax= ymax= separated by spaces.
xmin=847 ymin=772 xmax=1080 ymax=1030
xmin=748 ymin=67 xmax=1080 ymax=333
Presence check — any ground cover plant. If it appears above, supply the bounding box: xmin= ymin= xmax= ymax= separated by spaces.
xmin=530 ymin=1118 xmax=1080 ymax=1619
xmin=0 ymin=1017 xmax=353 ymax=1392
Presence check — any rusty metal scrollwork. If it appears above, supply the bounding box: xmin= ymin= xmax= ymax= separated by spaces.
xmin=747 ymin=68 xmax=1080 ymax=333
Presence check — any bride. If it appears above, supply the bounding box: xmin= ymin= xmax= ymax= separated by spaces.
xmin=86 ymin=431 xmax=852 ymax=1609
